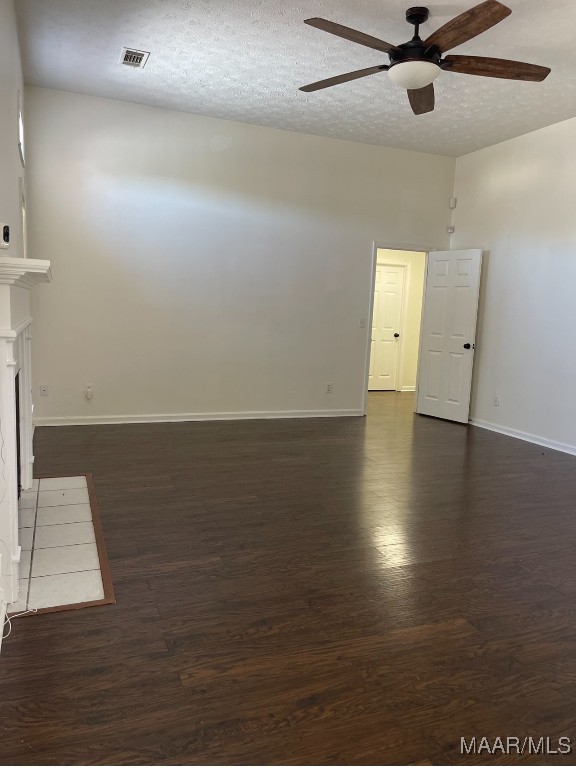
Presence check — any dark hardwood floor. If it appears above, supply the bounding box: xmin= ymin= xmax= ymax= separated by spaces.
xmin=2 ymin=393 xmax=576 ymax=765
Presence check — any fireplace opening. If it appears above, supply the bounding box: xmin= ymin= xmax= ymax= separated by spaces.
xmin=15 ymin=371 xmax=21 ymax=499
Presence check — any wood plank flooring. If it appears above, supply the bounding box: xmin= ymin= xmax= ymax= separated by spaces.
xmin=2 ymin=393 xmax=576 ymax=764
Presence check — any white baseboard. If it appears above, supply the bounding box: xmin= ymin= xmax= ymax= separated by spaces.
xmin=470 ymin=418 xmax=576 ymax=457
xmin=400 ymin=386 xmax=416 ymax=393
xmin=34 ymin=408 xmax=365 ymax=427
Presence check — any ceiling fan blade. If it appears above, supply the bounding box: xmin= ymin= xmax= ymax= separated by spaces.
xmin=304 ymin=18 xmax=399 ymax=54
xmin=443 ymin=55 xmax=551 ymax=81
xmin=300 ymin=66 xmax=387 ymax=93
xmin=408 ymin=84 xmax=435 ymax=115
xmin=424 ymin=0 xmax=511 ymax=53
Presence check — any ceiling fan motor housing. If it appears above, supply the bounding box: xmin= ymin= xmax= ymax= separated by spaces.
xmin=388 ymin=6 xmax=442 ymax=91
xmin=388 ymin=40 xmax=442 ymax=67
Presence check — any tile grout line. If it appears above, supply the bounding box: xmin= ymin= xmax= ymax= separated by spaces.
xmin=36 ymin=520 xmax=94 ymax=527
xmin=31 ymin=541 xmax=98 ymax=551
xmin=35 ymin=520 xmax=93 ymax=527
xmin=37 ymin=504 xmax=90 ymax=509
xmin=35 ymin=541 xmax=96 ymax=551
xmin=25 ymin=480 xmax=41 ymax=607
xmin=31 ymin=568 xmax=102 ymax=581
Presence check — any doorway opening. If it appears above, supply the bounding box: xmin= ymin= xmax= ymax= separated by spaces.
xmin=368 ymin=248 xmax=427 ymax=395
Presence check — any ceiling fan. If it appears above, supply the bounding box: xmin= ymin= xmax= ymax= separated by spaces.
xmin=299 ymin=0 xmax=551 ymax=115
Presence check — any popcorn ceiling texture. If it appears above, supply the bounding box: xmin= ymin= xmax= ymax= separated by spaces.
xmin=16 ymin=0 xmax=576 ymax=157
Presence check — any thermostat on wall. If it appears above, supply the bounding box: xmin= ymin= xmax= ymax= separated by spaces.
xmin=0 ymin=224 xmax=9 ymax=249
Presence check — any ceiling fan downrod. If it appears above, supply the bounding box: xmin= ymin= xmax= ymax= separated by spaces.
xmin=405 ymin=6 xmax=430 ymax=39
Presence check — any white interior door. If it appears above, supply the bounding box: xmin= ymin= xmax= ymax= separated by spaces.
xmin=416 ymin=250 xmax=482 ymax=423
xmin=369 ymin=264 xmax=405 ymax=391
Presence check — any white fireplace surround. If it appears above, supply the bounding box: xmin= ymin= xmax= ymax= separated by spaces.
xmin=0 ymin=256 xmax=51 ymax=648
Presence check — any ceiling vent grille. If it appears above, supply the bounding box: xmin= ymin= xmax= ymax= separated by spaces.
xmin=120 ymin=48 xmax=150 ymax=68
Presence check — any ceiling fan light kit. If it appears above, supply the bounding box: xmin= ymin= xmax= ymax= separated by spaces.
xmin=299 ymin=0 xmax=551 ymax=115
xmin=388 ymin=60 xmax=441 ymax=89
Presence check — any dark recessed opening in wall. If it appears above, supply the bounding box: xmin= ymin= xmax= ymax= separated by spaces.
xmin=15 ymin=371 xmax=21 ymax=499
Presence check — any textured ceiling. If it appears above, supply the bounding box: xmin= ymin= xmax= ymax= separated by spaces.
xmin=15 ymin=0 xmax=576 ymax=156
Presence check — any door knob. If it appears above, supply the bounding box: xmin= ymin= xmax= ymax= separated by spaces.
xmin=394 ymin=333 xmax=400 ymax=338
xmin=463 ymin=343 xmax=471 ymax=349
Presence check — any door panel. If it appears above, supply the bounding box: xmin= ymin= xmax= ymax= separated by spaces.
xmin=369 ymin=264 xmax=405 ymax=391
xmin=416 ymin=250 xmax=482 ymax=423
xmin=425 ymin=350 xmax=442 ymax=400
xmin=429 ymin=286 xmax=447 ymax=336
xmin=447 ymin=352 xmax=464 ymax=404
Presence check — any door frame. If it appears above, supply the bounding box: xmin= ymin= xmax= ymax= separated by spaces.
xmin=362 ymin=241 xmax=436 ymax=416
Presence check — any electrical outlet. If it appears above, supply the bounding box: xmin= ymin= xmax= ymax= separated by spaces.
xmin=0 ymin=223 xmax=9 ymax=249
xmin=326 ymin=383 xmax=333 ymax=394
xmin=359 ymin=318 xmax=367 ymax=329
xmin=85 ymin=384 xmax=94 ymax=401
xmin=39 ymin=385 xmax=49 ymax=397
xmin=493 ymin=396 xmax=500 ymax=406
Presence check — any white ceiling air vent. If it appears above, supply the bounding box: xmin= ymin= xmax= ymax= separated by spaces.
xmin=120 ymin=48 xmax=150 ymax=68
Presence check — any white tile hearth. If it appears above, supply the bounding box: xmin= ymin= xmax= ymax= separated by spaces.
xmin=20 ymin=549 xmax=31 ymax=575
xmin=19 ymin=527 xmax=34 ymax=551
xmin=38 ymin=487 xmax=90 ymax=508
xmin=18 ymin=508 xmax=36 ymax=529
xmin=36 ymin=504 xmax=92 ymax=526
xmin=11 ymin=475 xmax=105 ymax=613
xmin=9 ymin=579 xmax=30 ymax=614
xmin=40 ymin=476 xmax=89 ymax=491
xmin=32 ymin=543 xmax=100 ymax=578
xmin=28 ymin=571 xmax=104 ymax=610
xmin=35 ymin=521 xmax=96 ymax=549
xmin=18 ymin=492 xmax=37 ymax=510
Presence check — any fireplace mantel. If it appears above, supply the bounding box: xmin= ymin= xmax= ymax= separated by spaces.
xmin=0 ymin=256 xmax=52 ymax=289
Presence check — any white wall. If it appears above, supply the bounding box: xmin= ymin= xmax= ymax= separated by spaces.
xmin=26 ymin=87 xmax=455 ymax=424
xmin=453 ymin=116 xmax=576 ymax=453
xmin=375 ymin=249 xmax=425 ymax=391
xmin=0 ymin=0 xmax=28 ymax=315
xmin=0 ymin=0 xmax=25 ymax=263
xmin=0 ymin=0 xmax=29 ymax=375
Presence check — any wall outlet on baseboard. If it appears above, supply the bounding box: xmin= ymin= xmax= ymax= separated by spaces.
xmin=326 ymin=383 xmax=333 ymax=394
xmin=493 ymin=396 xmax=500 ymax=406
xmin=39 ymin=385 xmax=49 ymax=397
xmin=0 ymin=223 xmax=9 ymax=249
xmin=85 ymin=384 xmax=94 ymax=401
